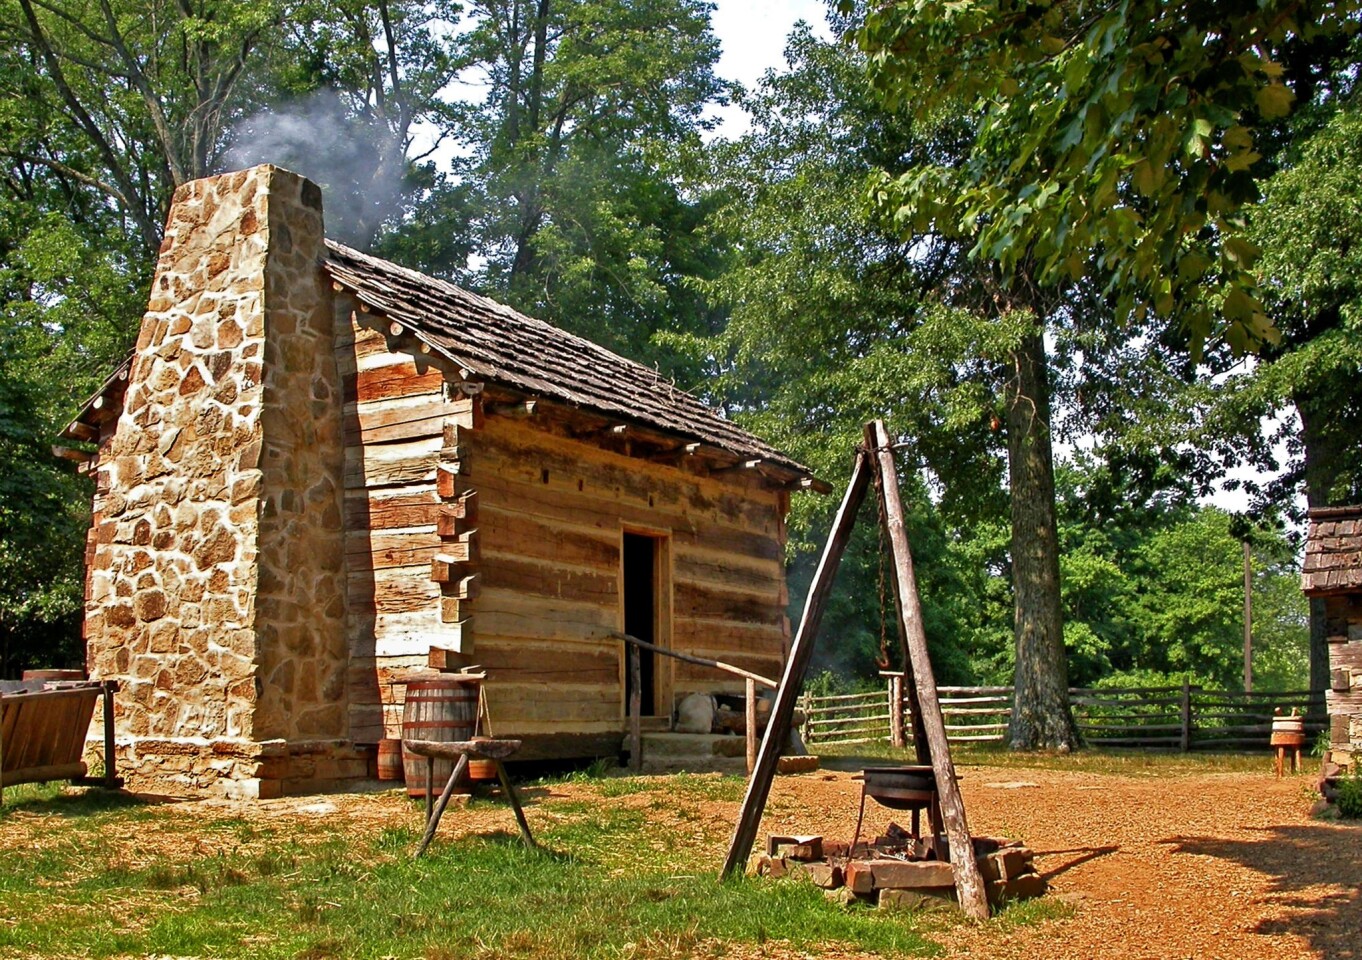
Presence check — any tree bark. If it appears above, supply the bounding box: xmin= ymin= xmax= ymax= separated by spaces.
xmin=1295 ymin=392 xmax=1350 ymax=709
xmin=1005 ymin=329 xmax=1079 ymax=750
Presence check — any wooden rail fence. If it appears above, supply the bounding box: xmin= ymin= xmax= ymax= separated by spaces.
xmin=799 ymin=679 xmax=1328 ymax=752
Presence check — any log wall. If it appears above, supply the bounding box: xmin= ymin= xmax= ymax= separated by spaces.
xmin=336 ymin=302 xmax=791 ymax=757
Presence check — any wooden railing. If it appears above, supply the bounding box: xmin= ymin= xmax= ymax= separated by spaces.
xmin=613 ymin=633 xmax=777 ymax=773
xmin=800 ymin=678 xmax=1328 ymax=752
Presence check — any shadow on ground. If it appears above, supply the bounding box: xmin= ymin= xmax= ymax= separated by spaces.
xmin=1167 ymin=823 xmax=1362 ymax=959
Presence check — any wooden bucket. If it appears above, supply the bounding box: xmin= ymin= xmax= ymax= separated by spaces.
xmin=21 ymin=669 xmax=85 ymax=683
xmin=467 ymin=736 xmax=499 ymax=782
xmin=1271 ymin=715 xmax=1306 ymax=747
xmin=376 ymin=738 xmax=403 ymax=781
xmin=401 ymin=677 xmax=479 ymax=797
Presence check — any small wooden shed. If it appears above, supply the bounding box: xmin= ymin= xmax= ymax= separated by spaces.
xmin=1301 ymin=505 xmax=1362 ymax=796
xmin=61 ymin=165 xmax=821 ymax=798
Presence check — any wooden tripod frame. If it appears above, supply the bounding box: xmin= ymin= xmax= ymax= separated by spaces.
xmin=720 ymin=420 xmax=990 ymax=919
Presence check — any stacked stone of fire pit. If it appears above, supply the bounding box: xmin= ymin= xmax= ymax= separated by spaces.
xmin=750 ymin=826 xmax=1046 ymax=913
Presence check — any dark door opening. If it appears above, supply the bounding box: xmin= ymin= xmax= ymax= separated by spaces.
xmin=623 ymin=532 xmax=658 ymax=717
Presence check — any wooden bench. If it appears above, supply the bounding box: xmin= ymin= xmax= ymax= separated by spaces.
xmin=1 ymin=680 xmax=120 ymax=803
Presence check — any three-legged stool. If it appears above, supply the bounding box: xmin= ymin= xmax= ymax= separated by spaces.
xmin=403 ymin=737 xmax=536 ymax=857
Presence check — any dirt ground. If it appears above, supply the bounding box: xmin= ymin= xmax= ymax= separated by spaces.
xmin=757 ymin=761 xmax=1361 ymax=960
xmin=6 ymin=761 xmax=1356 ymax=959
xmin=187 ymin=761 xmax=1362 ymax=959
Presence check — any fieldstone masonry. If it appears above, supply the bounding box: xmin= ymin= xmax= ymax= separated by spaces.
xmin=85 ymin=166 xmax=357 ymax=798
xmin=1302 ymin=506 xmax=1362 ymax=802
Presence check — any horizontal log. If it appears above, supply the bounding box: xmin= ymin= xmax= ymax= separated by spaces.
xmin=345 ymin=360 xmax=446 ymax=405
xmin=674 ymin=580 xmax=782 ymax=626
xmin=472 ymin=417 xmax=779 ymax=530
xmin=478 ymin=554 xmax=617 ymax=605
xmin=345 ymin=487 xmax=441 ymax=530
xmin=344 ymin=437 xmax=441 ymax=489
xmin=1 ymin=762 xmax=87 ymax=788
xmin=806 ymin=691 xmax=885 ymax=704
xmin=478 ymin=507 xmax=619 ymax=571
xmin=347 ymin=565 xmax=441 ymax=613
xmin=345 ymin=397 xmax=448 ymax=446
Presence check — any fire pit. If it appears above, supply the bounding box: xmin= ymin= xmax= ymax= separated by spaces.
xmin=852 ymin=765 xmax=942 ymax=858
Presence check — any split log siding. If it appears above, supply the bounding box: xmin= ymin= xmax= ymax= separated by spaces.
xmin=337 ymin=301 xmax=790 ymax=754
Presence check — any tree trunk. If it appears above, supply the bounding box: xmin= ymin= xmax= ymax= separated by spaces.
xmin=1005 ymin=329 xmax=1079 ymax=750
xmin=1296 ymin=392 xmax=1350 ymax=710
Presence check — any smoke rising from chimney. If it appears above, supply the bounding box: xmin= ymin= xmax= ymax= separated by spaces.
xmin=223 ymin=89 xmax=406 ymax=249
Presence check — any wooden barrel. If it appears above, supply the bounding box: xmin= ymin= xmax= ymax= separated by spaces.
xmin=401 ymin=677 xmax=479 ymax=797
xmin=376 ymin=738 xmax=403 ymax=781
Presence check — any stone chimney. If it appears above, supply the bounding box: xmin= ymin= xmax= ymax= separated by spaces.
xmin=85 ymin=166 xmax=351 ymax=797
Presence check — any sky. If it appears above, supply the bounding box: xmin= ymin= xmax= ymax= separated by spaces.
xmin=709 ymin=0 xmax=833 ymax=137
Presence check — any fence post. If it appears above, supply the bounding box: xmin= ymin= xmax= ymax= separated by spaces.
xmin=889 ymin=674 xmax=906 ymax=748
xmin=745 ymin=677 xmax=757 ymax=774
xmin=798 ymin=691 xmax=811 ymax=745
xmin=1179 ymin=679 xmax=1192 ymax=752
xmin=629 ymin=642 xmax=642 ymax=772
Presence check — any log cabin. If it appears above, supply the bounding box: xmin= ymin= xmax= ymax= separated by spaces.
xmin=1302 ymin=505 xmax=1362 ymax=803
xmin=60 ymin=165 xmax=823 ymax=798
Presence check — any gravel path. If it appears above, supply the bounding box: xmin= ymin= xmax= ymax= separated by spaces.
xmin=759 ymin=763 xmax=1360 ymax=960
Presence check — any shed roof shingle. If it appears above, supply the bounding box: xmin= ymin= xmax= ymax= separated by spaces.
xmin=1302 ymin=506 xmax=1362 ymax=595
xmin=322 ymin=241 xmax=813 ymax=479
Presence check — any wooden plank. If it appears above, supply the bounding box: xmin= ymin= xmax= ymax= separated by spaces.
xmin=478 ymin=508 xmax=619 ymax=571
xmin=867 ymin=420 xmax=988 ymax=919
xmin=723 ymin=446 xmax=870 ymax=879
xmin=345 ymin=487 xmax=441 ymax=530
xmin=345 ymin=397 xmax=449 ymax=446
xmin=472 ymin=417 xmax=779 ymax=531
xmin=674 ymin=580 xmax=782 ymax=626
xmin=344 ymin=437 xmax=441 ymax=489
xmin=478 ymin=554 xmax=617 ymax=604
xmin=347 ymin=565 xmax=442 ymax=613
xmin=345 ymin=361 xmax=445 ymax=405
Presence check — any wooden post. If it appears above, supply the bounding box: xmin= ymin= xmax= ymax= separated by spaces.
xmin=101 ymin=681 xmax=118 ymax=787
xmin=888 ymin=674 xmax=906 ymax=748
xmin=629 ymin=642 xmax=643 ymax=773
xmin=1179 ymin=679 xmax=1192 ymax=753
xmin=745 ymin=677 xmax=757 ymax=774
xmin=721 ymin=448 xmax=872 ymax=879
xmin=867 ymin=420 xmax=990 ymax=920
xmin=1243 ymin=539 xmax=1253 ymax=693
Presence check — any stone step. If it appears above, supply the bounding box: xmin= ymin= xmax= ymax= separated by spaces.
xmin=641 ymin=755 xmax=749 ymax=775
xmin=637 ymin=731 xmax=749 ymax=758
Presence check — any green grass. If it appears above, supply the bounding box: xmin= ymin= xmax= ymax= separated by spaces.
xmin=0 ymin=778 xmax=964 ymax=959
xmin=815 ymin=741 xmax=1275 ymax=776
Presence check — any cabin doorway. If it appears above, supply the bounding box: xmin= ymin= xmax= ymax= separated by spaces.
xmin=622 ymin=530 xmax=670 ymax=721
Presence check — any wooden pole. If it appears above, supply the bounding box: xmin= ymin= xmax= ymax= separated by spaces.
xmin=745 ymin=677 xmax=757 ymax=774
xmin=1179 ymin=678 xmax=1192 ymax=753
xmin=1243 ymin=539 xmax=1253 ymax=693
xmin=867 ymin=420 xmax=990 ymax=920
xmin=888 ymin=674 xmax=906 ymax=748
xmin=101 ymin=681 xmax=118 ymax=787
xmin=629 ymin=642 xmax=643 ymax=773
xmin=614 ymin=633 xmax=776 ymax=688
xmin=721 ymin=448 xmax=872 ymax=879
xmin=414 ymin=754 xmax=470 ymax=858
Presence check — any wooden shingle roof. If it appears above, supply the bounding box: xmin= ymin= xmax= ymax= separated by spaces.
xmin=1303 ymin=505 xmax=1362 ymax=595
xmin=323 ymin=241 xmax=817 ymax=483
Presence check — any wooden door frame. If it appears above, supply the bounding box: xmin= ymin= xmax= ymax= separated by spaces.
xmin=618 ymin=525 xmax=673 ymax=723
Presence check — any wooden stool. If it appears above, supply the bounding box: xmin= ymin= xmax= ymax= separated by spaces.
xmin=403 ymin=738 xmax=536 ymax=857
xmin=1272 ymin=733 xmax=1305 ymax=777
